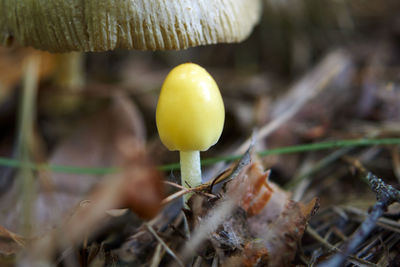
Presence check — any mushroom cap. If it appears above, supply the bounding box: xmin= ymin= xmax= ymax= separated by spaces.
xmin=1 ymin=0 xmax=262 ymax=52
xmin=156 ymin=63 xmax=224 ymax=152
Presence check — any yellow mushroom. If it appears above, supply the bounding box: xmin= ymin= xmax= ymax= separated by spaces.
xmin=156 ymin=63 xmax=225 ymax=203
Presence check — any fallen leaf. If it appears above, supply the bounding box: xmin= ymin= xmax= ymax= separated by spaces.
xmin=0 ymin=93 xmax=162 ymax=236
xmin=189 ymin=157 xmax=318 ymax=267
xmin=22 ymin=94 xmax=163 ymax=264
xmin=228 ymin=159 xmax=319 ymax=267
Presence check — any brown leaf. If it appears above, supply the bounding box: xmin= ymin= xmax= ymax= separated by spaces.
xmin=47 ymin=93 xmax=162 ymax=225
xmin=59 ymin=145 xmax=163 ymax=247
xmin=247 ymin=199 xmax=318 ymax=267
xmin=118 ymin=160 xmax=164 ymax=219
xmin=27 ymin=99 xmax=163 ymax=263
xmin=0 ymin=93 xmax=161 ymax=237
xmin=94 ymin=137 xmax=164 ymax=220
xmin=224 ymin=158 xmax=319 ymax=266
xmin=185 ymin=156 xmax=317 ymax=266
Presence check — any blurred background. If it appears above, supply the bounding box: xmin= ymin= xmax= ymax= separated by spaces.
xmin=1 ymin=0 xmax=400 ymax=265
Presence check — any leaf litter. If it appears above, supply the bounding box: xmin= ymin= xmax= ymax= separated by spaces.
xmin=2 ymin=2 xmax=400 ymax=265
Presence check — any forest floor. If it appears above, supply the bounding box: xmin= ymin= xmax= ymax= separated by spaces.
xmin=1 ymin=1 xmax=400 ymax=266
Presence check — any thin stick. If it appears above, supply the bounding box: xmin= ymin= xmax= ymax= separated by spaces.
xmin=161 ymin=182 xmax=216 ymax=206
xmin=161 ymin=189 xmax=190 ymax=206
xmin=163 ymin=180 xmax=185 ymax=189
xmin=145 ymin=223 xmax=184 ymax=267
xmin=317 ymin=159 xmax=400 ymax=267
xmin=149 ymin=243 xmax=164 ymax=267
xmin=317 ymin=201 xmax=386 ymax=267
xmin=307 ymin=227 xmax=378 ymax=267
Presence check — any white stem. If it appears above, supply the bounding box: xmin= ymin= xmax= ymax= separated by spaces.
xmin=180 ymin=151 xmax=202 ymax=205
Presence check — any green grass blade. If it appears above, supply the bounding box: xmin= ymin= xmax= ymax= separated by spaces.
xmin=0 ymin=138 xmax=399 ymax=175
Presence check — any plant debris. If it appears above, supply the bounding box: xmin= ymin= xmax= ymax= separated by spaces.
xmin=1 ymin=2 xmax=400 ymax=266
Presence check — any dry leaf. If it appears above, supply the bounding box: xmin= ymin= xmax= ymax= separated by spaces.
xmin=24 ymin=95 xmax=163 ymax=264
xmin=0 ymin=93 xmax=162 ymax=236
xmin=228 ymin=159 xmax=319 ymax=267
xmin=192 ymin=157 xmax=318 ymax=267
xmin=90 ymin=137 xmax=164 ymax=220
xmin=57 ymin=143 xmax=163 ymax=248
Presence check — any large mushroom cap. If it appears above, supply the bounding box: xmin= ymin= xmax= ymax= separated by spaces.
xmin=1 ymin=0 xmax=262 ymax=53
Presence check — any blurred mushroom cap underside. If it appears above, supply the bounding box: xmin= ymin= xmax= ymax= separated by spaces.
xmin=1 ymin=0 xmax=262 ymax=52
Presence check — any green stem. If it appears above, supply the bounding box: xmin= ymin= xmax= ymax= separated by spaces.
xmin=180 ymin=151 xmax=202 ymax=204
xmin=18 ymin=56 xmax=39 ymax=236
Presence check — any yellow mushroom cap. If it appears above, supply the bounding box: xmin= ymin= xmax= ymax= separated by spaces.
xmin=156 ymin=63 xmax=225 ymax=152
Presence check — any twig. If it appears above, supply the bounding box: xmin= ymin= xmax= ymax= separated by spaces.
xmin=161 ymin=182 xmax=216 ymax=206
xmin=317 ymin=159 xmax=400 ymax=267
xmin=145 ymin=223 xmax=184 ymax=267
xmin=163 ymin=180 xmax=184 ymax=189
xmin=208 ymin=141 xmax=252 ymax=192
xmin=343 ymin=206 xmax=400 ymax=232
xmin=149 ymin=243 xmax=164 ymax=267
xmin=163 ymin=180 xmax=215 ymax=198
xmin=307 ymin=227 xmax=378 ymax=267
xmin=161 ymin=189 xmax=190 ymax=206
xmin=162 ymin=140 xmax=254 ymax=206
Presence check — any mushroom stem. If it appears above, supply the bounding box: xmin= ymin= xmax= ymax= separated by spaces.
xmin=180 ymin=150 xmax=202 ymax=203
xmin=55 ymin=52 xmax=85 ymax=90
